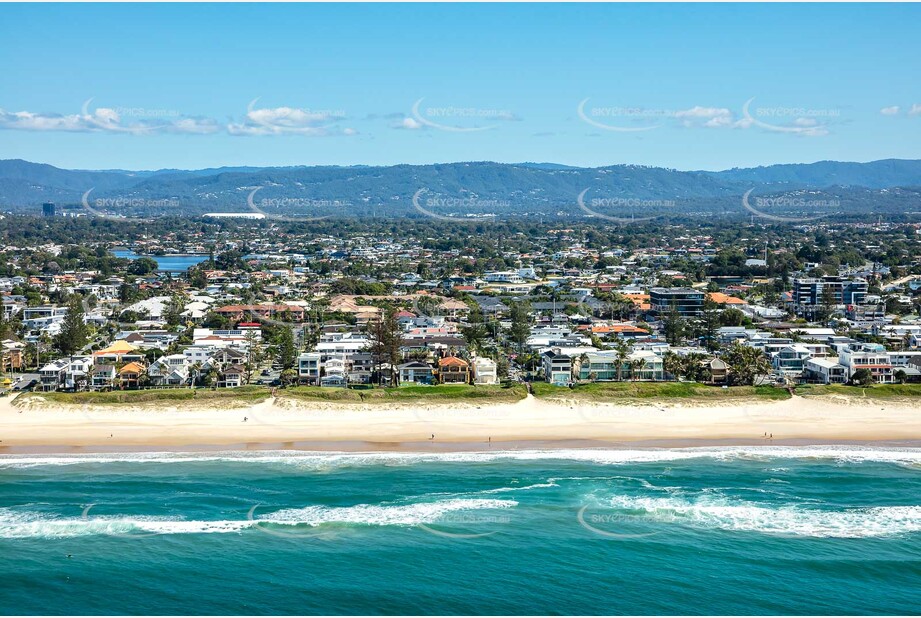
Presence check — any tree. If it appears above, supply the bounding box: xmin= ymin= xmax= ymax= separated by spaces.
xmin=614 ymin=339 xmax=630 ymax=382
xmin=164 ymin=294 xmax=186 ymax=327
xmin=662 ymin=302 xmax=686 ymax=346
xmin=367 ymin=309 xmax=404 ymax=386
xmin=189 ymin=361 xmax=203 ymax=388
xmin=663 ymin=350 xmax=683 ymax=381
xmin=721 ymin=343 xmax=771 ymax=386
xmin=572 ymin=352 xmax=590 ymax=382
xmin=461 ymin=306 xmax=488 ymax=352
xmin=127 ymin=257 xmax=159 ymax=276
xmin=698 ymin=298 xmax=721 ymax=351
xmin=507 ymin=302 xmax=531 ymax=353
xmin=850 ymin=368 xmax=874 ymax=387
xmin=894 ymin=369 xmax=908 ymax=384
xmin=280 ymin=368 xmax=298 ymax=387
xmin=276 ymin=327 xmax=297 ymax=371
xmin=244 ymin=331 xmax=263 ymax=384
xmin=55 ymin=296 xmax=89 ymax=355
xmin=631 ymin=357 xmax=647 ymax=381
xmin=719 ymin=308 xmax=747 ymax=327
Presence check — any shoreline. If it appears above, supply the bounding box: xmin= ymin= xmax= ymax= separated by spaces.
xmin=2 ymin=393 xmax=920 ymax=454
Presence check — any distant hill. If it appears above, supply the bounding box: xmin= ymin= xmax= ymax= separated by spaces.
xmin=0 ymin=158 xmax=918 ymax=219
xmin=706 ymin=159 xmax=921 ymax=189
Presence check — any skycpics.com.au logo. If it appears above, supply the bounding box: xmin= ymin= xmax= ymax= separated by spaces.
xmin=246 ymin=186 xmax=346 ymax=221
xmin=741 ymin=97 xmax=838 ymax=136
xmin=409 ymin=98 xmax=517 ymax=132
xmin=577 ymin=99 xmax=668 ymax=132
xmin=577 ymin=503 xmax=663 ymax=540
xmin=741 ymin=189 xmax=838 ymax=222
xmin=577 ymin=189 xmax=671 ymax=223
xmin=81 ymin=188 xmax=169 ymax=220
xmin=412 ymin=188 xmax=506 ymax=221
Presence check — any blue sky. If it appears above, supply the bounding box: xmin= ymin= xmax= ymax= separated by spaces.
xmin=1 ymin=3 xmax=919 ymax=171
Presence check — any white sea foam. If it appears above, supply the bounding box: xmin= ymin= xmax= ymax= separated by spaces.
xmin=266 ymin=498 xmax=516 ymax=526
xmin=0 ymin=499 xmax=517 ymax=539
xmin=604 ymin=495 xmax=921 ymax=538
xmin=2 ymin=445 xmax=920 ymax=469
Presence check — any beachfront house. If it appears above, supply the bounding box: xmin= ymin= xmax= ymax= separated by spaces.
xmin=437 ymin=356 xmax=470 ymax=384
xmin=147 ymin=354 xmax=191 ymax=387
xmin=91 ymin=365 xmax=117 ymax=390
xmin=297 ymin=352 xmax=322 ymax=385
xmin=398 ymin=361 xmax=436 ymax=385
xmin=472 ymin=357 xmax=499 ymax=385
xmin=804 ymin=358 xmax=847 ymax=384
xmin=118 ymin=361 xmax=146 ymax=389
xmin=839 ymin=343 xmax=894 ymax=384
xmin=542 ymin=350 xmax=572 ymax=386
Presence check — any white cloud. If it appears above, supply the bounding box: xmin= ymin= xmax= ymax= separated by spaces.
xmin=228 ymin=101 xmax=351 ymax=136
xmin=675 ymin=106 xmax=750 ymax=129
xmin=880 ymin=106 xmax=901 ymax=116
xmin=0 ymin=104 xmax=225 ymax=135
xmin=910 ymin=103 xmax=921 ymax=116
xmin=397 ymin=117 xmax=424 ymax=130
xmin=169 ymin=117 xmax=222 ymax=134
xmin=0 ymin=107 xmax=159 ymax=134
xmin=674 ymin=106 xmax=732 ymax=120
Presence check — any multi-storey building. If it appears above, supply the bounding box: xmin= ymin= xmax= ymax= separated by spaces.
xmin=649 ymin=287 xmax=705 ymax=316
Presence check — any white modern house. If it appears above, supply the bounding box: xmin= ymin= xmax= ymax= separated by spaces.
xmin=472 ymin=357 xmax=498 ymax=384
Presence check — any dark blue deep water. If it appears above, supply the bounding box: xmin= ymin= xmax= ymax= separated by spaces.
xmin=1 ymin=446 xmax=919 ymax=615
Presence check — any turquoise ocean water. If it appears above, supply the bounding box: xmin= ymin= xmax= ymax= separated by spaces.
xmin=1 ymin=446 xmax=919 ymax=615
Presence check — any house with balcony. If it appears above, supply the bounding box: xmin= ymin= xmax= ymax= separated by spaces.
xmin=147 ymin=354 xmax=190 ymax=387
xmin=297 ymin=352 xmax=322 ymax=385
xmin=91 ymin=365 xmax=116 ymax=390
xmin=217 ymin=364 xmax=246 ymax=388
xmin=117 ymin=361 xmax=146 ymax=389
xmin=39 ymin=356 xmax=92 ymax=391
xmin=398 ymin=360 xmax=436 ymax=384
xmin=771 ymin=344 xmax=814 ymax=378
xmin=437 ymin=356 xmax=470 ymax=384
xmin=472 ymin=357 xmax=499 ymax=385
xmin=804 ymin=358 xmax=847 ymax=384
xmin=1 ymin=340 xmax=25 ymax=372
xmin=542 ymin=350 xmax=572 ymax=386
xmin=838 ymin=343 xmax=894 ymax=384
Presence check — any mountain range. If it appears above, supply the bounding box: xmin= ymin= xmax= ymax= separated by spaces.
xmin=1 ymin=158 xmax=919 ymax=220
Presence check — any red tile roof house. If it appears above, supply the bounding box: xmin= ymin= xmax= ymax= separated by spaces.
xmin=436 ymin=356 xmax=470 ymax=384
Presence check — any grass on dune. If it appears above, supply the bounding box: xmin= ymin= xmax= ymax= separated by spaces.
xmin=16 ymin=385 xmax=271 ymax=406
xmin=281 ymin=383 xmax=529 ymax=403
xmin=794 ymin=383 xmax=921 ymax=399
xmin=530 ymin=381 xmax=792 ymax=402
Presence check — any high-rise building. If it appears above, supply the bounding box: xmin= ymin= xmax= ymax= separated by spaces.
xmin=42 ymin=202 xmax=56 ymax=217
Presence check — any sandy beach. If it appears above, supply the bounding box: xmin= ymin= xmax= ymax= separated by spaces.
xmin=1 ymin=392 xmax=919 ymax=452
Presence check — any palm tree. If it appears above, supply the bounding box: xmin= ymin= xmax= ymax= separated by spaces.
xmin=189 ymin=361 xmax=203 ymax=389
xmin=633 ymin=358 xmax=647 ymax=381
xmin=614 ymin=340 xmax=630 ymax=382
xmin=663 ymin=351 xmax=682 ymax=381
xmin=572 ymin=352 xmax=590 ymax=383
